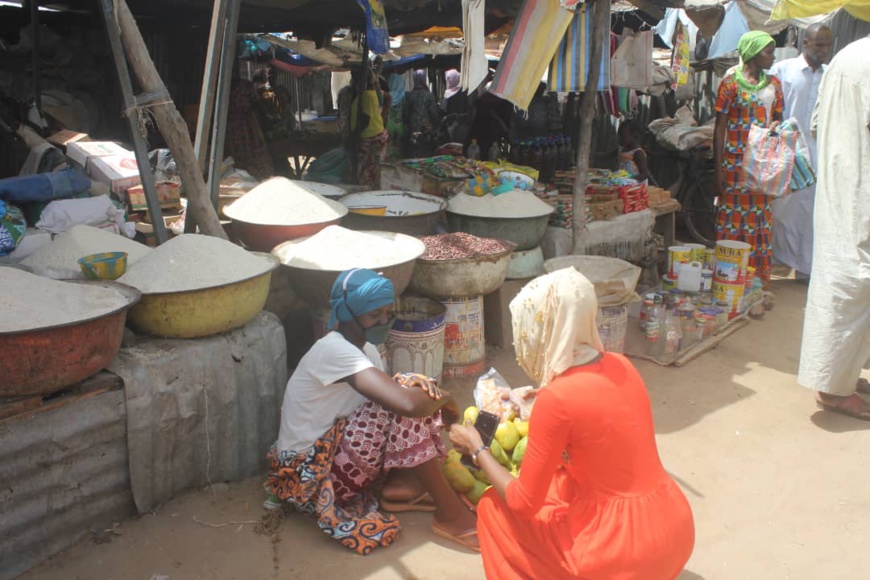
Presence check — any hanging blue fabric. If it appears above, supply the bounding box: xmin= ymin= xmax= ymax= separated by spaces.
xmin=357 ymin=0 xmax=390 ymax=55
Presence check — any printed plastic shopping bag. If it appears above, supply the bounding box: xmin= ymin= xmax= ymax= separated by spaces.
xmin=780 ymin=118 xmax=816 ymax=192
xmin=740 ymin=123 xmax=797 ymax=198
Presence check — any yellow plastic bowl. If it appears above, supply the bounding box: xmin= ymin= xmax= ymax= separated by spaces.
xmin=126 ymin=259 xmax=277 ymax=339
xmin=78 ymin=252 xmax=128 ymax=280
xmin=349 ymin=205 xmax=388 ymax=216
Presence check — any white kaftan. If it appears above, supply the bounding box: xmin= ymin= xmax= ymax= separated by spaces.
xmin=798 ymin=38 xmax=870 ymax=396
xmin=770 ymin=55 xmax=825 ymax=276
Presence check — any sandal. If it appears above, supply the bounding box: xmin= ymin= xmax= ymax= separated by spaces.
xmin=816 ymin=393 xmax=870 ymax=421
xmin=380 ymin=492 xmax=437 ymax=513
xmin=432 ymin=521 xmax=481 ymax=552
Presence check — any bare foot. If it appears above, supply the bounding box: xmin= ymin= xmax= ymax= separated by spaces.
xmin=816 ymin=392 xmax=870 ymax=421
xmin=381 ymin=469 xmax=426 ymax=503
xmin=432 ymin=506 xmax=479 ymax=551
xmin=856 ymin=378 xmax=870 ymax=395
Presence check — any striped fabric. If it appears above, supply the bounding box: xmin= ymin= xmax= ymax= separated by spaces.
xmin=781 ymin=118 xmax=817 ymax=191
xmin=489 ymin=0 xmax=574 ymax=110
xmin=547 ymin=3 xmax=612 ymax=93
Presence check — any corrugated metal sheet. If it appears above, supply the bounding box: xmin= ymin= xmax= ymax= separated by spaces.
xmin=0 ymin=388 xmax=136 ymax=580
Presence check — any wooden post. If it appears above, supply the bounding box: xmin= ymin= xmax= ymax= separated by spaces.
xmin=571 ymin=0 xmax=610 ymax=255
xmin=114 ymin=0 xmax=227 ymax=239
xmin=193 ymin=0 xmax=229 ymax=169
xmin=29 ymin=0 xmax=42 ymax=117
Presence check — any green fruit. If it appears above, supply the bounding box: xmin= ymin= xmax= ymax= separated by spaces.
xmin=443 ymin=461 xmax=475 ymax=493
xmin=446 ymin=449 xmax=462 ymax=465
xmin=465 ymin=479 xmax=489 ymax=505
xmin=472 ymin=466 xmax=492 ymax=485
xmin=495 ymin=420 xmax=520 ymax=453
xmin=512 ymin=436 xmax=528 ymax=467
xmin=490 ymin=440 xmax=511 ymax=467
xmin=463 ymin=406 xmax=479 ymax=424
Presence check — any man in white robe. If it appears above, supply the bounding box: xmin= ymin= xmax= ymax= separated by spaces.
xmin=770 ymin=24 xmax=832 ymax=279
xmin=799 ymin=35 xmax=870 ymax=419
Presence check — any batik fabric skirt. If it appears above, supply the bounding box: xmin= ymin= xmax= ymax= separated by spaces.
xmin=716 ymin=153 xmax=772 ymax=286
xmin=358 ymin=130 xmax=390 ymax=188
xmin=265 ymin=401 xmax=444 ymax=555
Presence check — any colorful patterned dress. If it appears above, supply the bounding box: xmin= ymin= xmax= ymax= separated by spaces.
xmin=714 ymin=73 xmax=783 ymax=285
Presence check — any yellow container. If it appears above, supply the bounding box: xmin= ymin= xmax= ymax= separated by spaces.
xmin=712 ymin=280 xmax=745 ymax=313
xmin=349 ymin=205 xmax=388 ymax=216
xmin=685 ymin=243 xmax=706 ymax=263
xmin=668 ymin=245 xmax=692 ymax=277
xmin=714 ymin=240 xmax=750 ymax=285
xmin=126 ymin=269 xmax=274 ymax=339
xmin=78 ymin=252 xmax=128 ymax=280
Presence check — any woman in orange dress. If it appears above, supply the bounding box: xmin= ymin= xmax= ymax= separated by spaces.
xmin=450 ymin=268 xmax=695 ymax=579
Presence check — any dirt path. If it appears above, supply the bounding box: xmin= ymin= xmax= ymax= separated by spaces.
xmin=22 ymin=279 xmax=870 ymax=580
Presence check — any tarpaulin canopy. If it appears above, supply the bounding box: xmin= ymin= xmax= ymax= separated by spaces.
xmin=771 ymin=0 xmax=870 ymax=21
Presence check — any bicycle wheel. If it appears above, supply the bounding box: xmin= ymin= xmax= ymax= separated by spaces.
xmin=682 ymin=174 xmax=718 ymax=247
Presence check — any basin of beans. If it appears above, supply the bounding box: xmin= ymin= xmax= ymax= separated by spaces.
xmin=420 ymin=232 xmax=516 ymax=261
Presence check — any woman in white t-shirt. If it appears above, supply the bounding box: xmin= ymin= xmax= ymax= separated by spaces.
xmin=265 ymin=268 xmax=478 ymax=554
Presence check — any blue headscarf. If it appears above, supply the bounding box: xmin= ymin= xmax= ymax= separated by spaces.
xmin=329 ymin=268 xmax=395 ymax=329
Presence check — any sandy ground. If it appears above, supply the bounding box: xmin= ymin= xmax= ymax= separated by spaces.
xmin=22 ymin=277 xmax=870 ymax=580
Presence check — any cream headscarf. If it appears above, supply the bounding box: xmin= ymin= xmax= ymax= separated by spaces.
xmin=510 ymin=268 xmax=604 ymax=387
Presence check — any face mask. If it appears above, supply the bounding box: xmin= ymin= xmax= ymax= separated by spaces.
xmin=363 ymin=321 xmax=392 ymax=345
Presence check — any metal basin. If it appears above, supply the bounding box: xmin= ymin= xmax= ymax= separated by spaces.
xmin=408 ymin=247 xmax=514 ymax=298
xmin=339 ymin=190 xmax=447 ymax=237
xmin=126 ymin=254 xmax=279 ymax=338
xmin=272 ymin=230 xmax=425 ymax=308
xmin=228 ymin=217 xmax=342 ymax=253
xmin=0 ymin=282 xmax=141 ymax=398
xmin=446 ymin=212 xmax=550 ymax=251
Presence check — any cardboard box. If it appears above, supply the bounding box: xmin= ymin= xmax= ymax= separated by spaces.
xmin=126 ymin=182 xmax=181 ymax=211
xmin=67 ymin=141 xmax=129 ymax=168
xmin=135 ymin=215 xmax=182 ymax=247
xmin=47 ymin=130 xmax=90 ymax=148
xmin=88 ymin=153 xmax=142 ymax=195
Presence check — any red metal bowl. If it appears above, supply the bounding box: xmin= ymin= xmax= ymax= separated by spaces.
xmin=0 ymin=282 xmax=141 ymax=398
xmin=230 ymin=218 xmax=342 ymax=253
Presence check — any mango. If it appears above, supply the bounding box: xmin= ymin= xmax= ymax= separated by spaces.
xmin=443 ymin=460 xmax=475 ymax=493
xmin=513 ymin=419 xmax=529 ymax=438
xmin=463 ymin=406 xmax=479 ymax=425
xmin=446 ymin=449 xmax=462 ymax=465
xmin=490 ymin=440 xmax=512 ymax=468
xmin=465 ymin=479 xmax=489 ymax=505
xmin=512 ymin=436 xmax=528 ymax=467
xmin=472 ymin=466 xmax=492 ymax=485
xmin=494 ymin=421 xmax=520 ymax=453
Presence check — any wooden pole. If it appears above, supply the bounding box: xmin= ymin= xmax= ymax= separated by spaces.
xmin=29 ymin=0 xmax=42 ymax=117
xmin=571 ymin=0 xmax=610 ymax=255
xmin=114 ymin=0 xmax=227 ymax=239
xmin=193 ymin=0 xmax=229 ymax=169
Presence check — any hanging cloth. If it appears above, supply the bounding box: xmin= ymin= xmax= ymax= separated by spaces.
xmin=546 ymin=3 xmax=612 ymax=94
xmin=489 ymin=0 xmax=574 ymax=110
xmin=671 ymin=21 xmax=692 ymax=89
xmin=357 ymin=0 xmax=390 ymax=55
xmin=610 ymin=30 xmax=653 ymax=90
xmin=461 ymin=0 xmax=488 ymax=94
xmin=771 ymin=0 xmax=870 ymax=22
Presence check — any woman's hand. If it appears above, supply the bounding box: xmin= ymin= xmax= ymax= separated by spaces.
xmin=394 ymin=373 xmax=442 ymax=401
xmin=449 ymin=420 xmax=485 ymax=456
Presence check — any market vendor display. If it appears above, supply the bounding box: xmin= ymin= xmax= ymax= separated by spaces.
xmin=449 ymin=268 xmax=695 ymax=578
xmin=713 ymin=31 xmax=783 ymax=288
xmin=264 ymin=268 xmax=477 ymax=554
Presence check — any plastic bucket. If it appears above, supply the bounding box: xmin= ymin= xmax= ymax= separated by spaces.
xmin=668 ymin=245 xmax=692 ymax=277
xmin=712 ymin=281 xmax=745 ymax=314
xmin=714 ymin=240 xmax=751 ymax=285
xmin=440 ymin=294 xmax=486 ymax=380
xmin=387 ymin=296 xmax=447 ymax=382
xmin=597 ymin=305 xmax=628 ymax=354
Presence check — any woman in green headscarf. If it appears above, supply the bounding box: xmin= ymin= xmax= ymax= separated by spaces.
xmin=713 ymin=30 xmax=784 ymax=288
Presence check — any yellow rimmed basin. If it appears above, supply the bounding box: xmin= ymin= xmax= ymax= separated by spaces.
xmin=126 ymin=254 xmax=278 ymax=339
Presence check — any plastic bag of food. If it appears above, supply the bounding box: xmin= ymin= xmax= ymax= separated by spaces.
xmin=474 ymin=367 xmax=514 ymax=420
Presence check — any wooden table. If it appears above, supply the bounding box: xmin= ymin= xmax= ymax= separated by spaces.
xmin=651 ymin=199 xmax=681 ymax=249
xmin=268 ymin=136 xmax=343 ymax=179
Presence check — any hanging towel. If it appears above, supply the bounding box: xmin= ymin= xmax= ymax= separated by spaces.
xmin=490 ymin=0 xmax=574 ymax=111
xmin=357 ymin=0 xmax=390 ymax=55
xmin=610 ymin=31 xmax=653 ymax=90
xmin=461 ymin=0 xmax=488 ymax=93
xmin=546 ymin=3 xmax=611 ymax=94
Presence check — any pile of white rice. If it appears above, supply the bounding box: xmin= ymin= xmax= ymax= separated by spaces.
xmin=222 ymin=177 xmax=348 ymax=225
xmin=447 ymin=190 xmax=554 ymax=218
xmin=0 ymin=267 xmax=132 ymax=332
xmin=118 ymin=234 xmax=275 ymax=293
xmin=22 ymin=225 xmax=151 ymax=279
